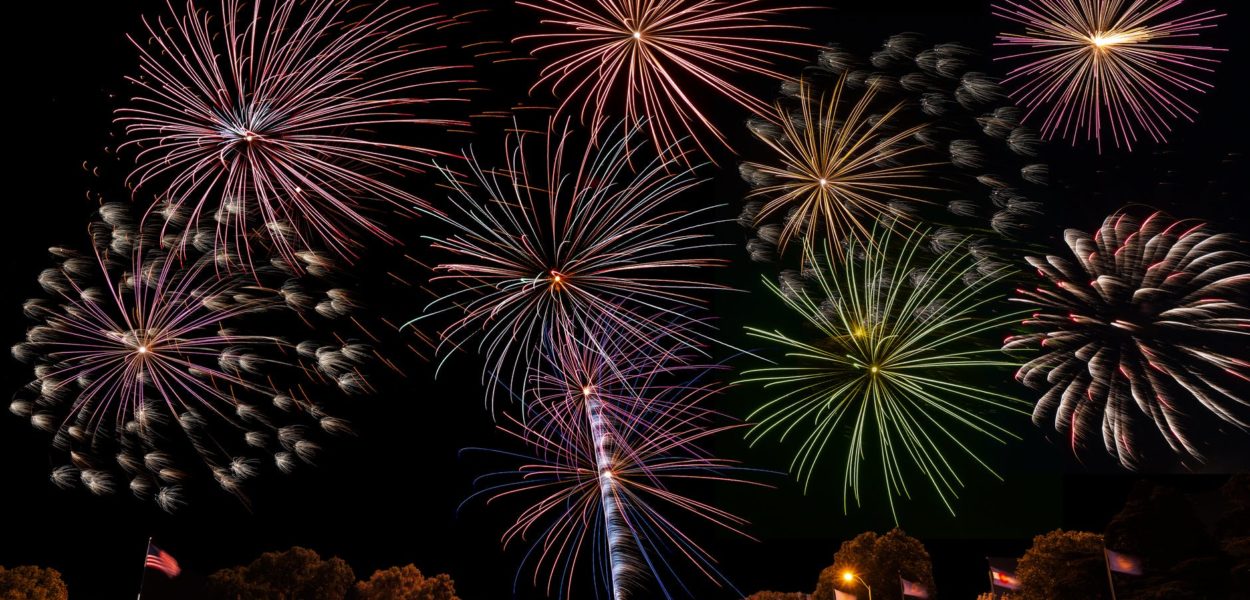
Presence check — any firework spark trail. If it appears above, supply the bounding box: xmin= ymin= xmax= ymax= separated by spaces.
xmin=467 ymin=325 xmax=758 ymax=599
xmin=1005 ymin=210 xmax=1250 ymax=468
xmin=517 ymin=0 xmax=813 ymax=162
xmin=739 ymin=228 xmax=1029 ymax=523
xmin=993 ymin=0 xmax=1225 ymax=151
xmin=12 ymin=205 xmax=371 ymax=510
xmin=117 ymin=0 xmax=473 ymax=270
xmin=417 ymin=120 xmax=728 ymax=408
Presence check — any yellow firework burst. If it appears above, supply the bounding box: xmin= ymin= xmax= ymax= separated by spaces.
xmin=739 ymin=229 xmax=1029 ymax=522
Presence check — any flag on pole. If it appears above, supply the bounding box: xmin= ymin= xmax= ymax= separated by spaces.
xmin=834 ymin=590 xmax=858 ymax=600
xmin=986 ymin=556 xmax=1021 ymax=591
xmin=1105 ymin=548 xmax=1143 ymax=575
xmin=900 ymin=575 xmax=930 ymax=598
xmin=989 ymin=567 xmax=1020 ymax=590
xmin=144 ymin=543 xmax=181 ymax=578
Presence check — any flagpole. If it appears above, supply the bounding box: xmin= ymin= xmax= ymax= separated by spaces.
xmin=984 ymin=558 xmax=995 ymax=600
xmin=1102 ymin=544 xmax=1118 ymax=600
xmin=137 ymin=536 xmax=152 ymax=600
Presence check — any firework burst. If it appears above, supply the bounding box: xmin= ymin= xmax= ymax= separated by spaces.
xmin=740 ymin=229 xmax=1028 ymax=522
xmin=1005 ymin=210 xmax=1250 ymax=468
xmin=419 ymin=121 xmax=727 ymax=406
xmin=740 ymin=34 xmax=1053 ymax=268
xmin=517 ymin=0 xmax=812 ymax=162
xmin=993 ymin=0 xmax=1225 ymax=151
xmin=469 ymin=325 xmax=755 ymax=599
xmin=11 ymin=205 xmax=372 ymax=510
xmin=740 ymin=75 xmax=937 ymax=256
xmin=117 ymin=0 xmax=472 ymax=269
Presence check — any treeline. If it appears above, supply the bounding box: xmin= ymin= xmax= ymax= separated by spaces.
xmin=746 ymin=475 xmax=1250 ymax=599
xmin=205 ymin=547 xmax=458 ymax=600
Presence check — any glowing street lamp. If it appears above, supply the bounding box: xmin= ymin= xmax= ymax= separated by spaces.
xmin=841 ymin=570 xmax=873 ymax=600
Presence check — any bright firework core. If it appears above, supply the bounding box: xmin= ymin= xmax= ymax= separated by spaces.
xmin=1088 ymin=30 xmax=1141 ymax=49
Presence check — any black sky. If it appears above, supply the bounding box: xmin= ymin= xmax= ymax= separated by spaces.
xmin=3 ymin=1 xmax=1247 ymax=599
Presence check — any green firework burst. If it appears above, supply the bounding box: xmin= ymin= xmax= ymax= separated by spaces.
xmin=739 ymin=230 xmax=1028 ymax=522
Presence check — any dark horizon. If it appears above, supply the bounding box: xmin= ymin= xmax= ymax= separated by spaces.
xmin=3 ymin=1 xmax=1248 ymax=598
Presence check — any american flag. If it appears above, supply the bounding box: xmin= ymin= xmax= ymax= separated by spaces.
xmin=986 ymin=556 xmax=1021 ymax=593
xmin=900 ymin=576 xmax=930 ymax=598
xmin=145 ymin=543 xmax=181 ymax=578
xmin=989 ymin=567 xmax=1020 ymax=590
xmin=1105 ymin=548 xmax=1143 ymax=575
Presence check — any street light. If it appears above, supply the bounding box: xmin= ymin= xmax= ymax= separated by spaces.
xmin=841 ymin=570 xmax=873 ymax=600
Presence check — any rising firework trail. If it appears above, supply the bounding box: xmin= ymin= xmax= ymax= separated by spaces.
xmin=467 ymin=325 xmax=758 ymax=599
xmin=117 ymin=0 xmax=472 ymax=270
xmin=993 ymin=0 xmax=1225 ymax=151
xmin=740 ymin=228 xmax=1029 ymax=522
xmin=1005 ymin=210 xmax=1250 ymax=468
xmin=517 ymin=0 xmax=813 ymax=162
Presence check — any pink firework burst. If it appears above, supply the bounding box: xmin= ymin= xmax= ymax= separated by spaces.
xmin=117 ymin=0 xmax=472 ymax=269
xmin=418 ymin=120 xmax=728 ymax=407
xmin=517 ymin=0 xmax=813 ymax=162
xmin=12 ymin=205 xmax=372 ymax=510
xmin=993 ymin=0 xmax=1225 ymax=151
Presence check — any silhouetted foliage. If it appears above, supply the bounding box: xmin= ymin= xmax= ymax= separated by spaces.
xmin=812 ymin=529 xmax=934 ymax=600
xmin=354 ymin=565 xmax=459 ymax=600
xmin=206 ymin=546 xmax=354 ymax=600
xmin=1219 ymin=475 xmax=1250 ymax=596
xmin=1015 ymin=530 xmax=1106 ymax=600
xmin=744 ymin=592 xmax=807 ymax=600
xmin=1103 ymin=480 xmax=1232 ymax=599
xmin=0 ymin=565 xmax=69 ymax=600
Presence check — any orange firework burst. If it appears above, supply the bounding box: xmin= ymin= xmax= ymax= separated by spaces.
xmin=741 ymin=75 xmax=938 ymax=256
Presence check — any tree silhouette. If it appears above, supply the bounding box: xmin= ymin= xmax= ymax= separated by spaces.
xmin=1216 ymin=474 xmax=1250 ymax=596
xmin=354 ymin=565 xmax=459 ymax=600
xmin=1105 ymin=475 xmax=1240 ymax=597
xmin=206 ymin=546 xmax=354 ymax=600
xmin=744 ymin=592 xmax=807 ymax=600
xmin=1015 ymin=530 xmax=1106 ymax=600
xmin=813 ymin=529 xmax=934 ymax=600
xmin=0 ymin=565 xmax=69 ymax=600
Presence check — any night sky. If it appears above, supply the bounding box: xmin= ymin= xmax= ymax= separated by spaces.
xmin=3 ymin=1 xmax=1247 ymax=599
